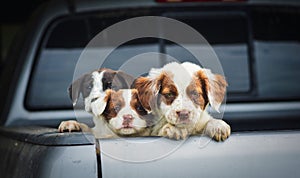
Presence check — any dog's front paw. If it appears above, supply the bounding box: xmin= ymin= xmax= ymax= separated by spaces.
xmin=159 ymin=124 xmax=188 ymax=140
xmin=205 ymin=119 xmax=231 ymax=141
xmin=58 ymin=120 xmax=82 ymax=132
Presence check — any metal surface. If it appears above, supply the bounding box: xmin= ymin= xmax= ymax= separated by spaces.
xmin=0 ymin=133 xmax=98 ymax=178
xmin=100 ymin=131 xmax=300 ymax=178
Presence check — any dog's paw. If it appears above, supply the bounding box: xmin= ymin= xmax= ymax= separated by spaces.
xmin=58 ymin=120 xmax=82 ymax=132
xmin=159 ymin=124 xmax=188 ymax=140
xmin=205 ymin=119 xmax=231 ymax=141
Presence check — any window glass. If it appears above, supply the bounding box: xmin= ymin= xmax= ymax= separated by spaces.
xmin=253 ymin=9 xmax=300 ymax=100
xmin=100 ymin=38 xmax=160 ymax=76
xmin=26 ymin=18 xmax=159 ymax=110
xmin=163 ymin=13 xmax=250 ymax=94
xmin=88 ymin=17 xmax=160 ymax=76
xmin=26 ymin=19 xmax=89 ymax=109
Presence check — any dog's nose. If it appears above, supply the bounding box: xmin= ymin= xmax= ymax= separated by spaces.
xmin=176 ymin=110 xmax=190 ymax=120
xmin=123 ymin=114 xmax=134 ymax=123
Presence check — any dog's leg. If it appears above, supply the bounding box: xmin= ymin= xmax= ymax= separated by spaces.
xmin=158 ymin=123 xmax=189 ymax=140
xmin=140 ymin=128 xmax=152 ymax=137
xmin=58 ymin=120 xmax=91 ymax=133
xmin=194 ymin=111 xmax=231 ymax=141
xmin=204 ymin=118 xmax=231 ymax=141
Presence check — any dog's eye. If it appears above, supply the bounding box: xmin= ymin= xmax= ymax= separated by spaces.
xmin=114 ymin=104 xmax=121 ymax=112
xmin=164 ymin=93 xmax=175 ymax=99
xmin=91 ymin=97 xmax=99 ymax=103
xmin=191 ymin=91 xmax=200 ymax=97
xmin=135 ymin=104 xmax=147 ymax=115
xmin=87 ymin=84 xmax=93 ymax=90
xmin=136 ymin=105 xmax=144 ymax=112
xmin=107 ymin=82 xmax=112 ymax=88
xmin=111 ymin=86 xmax=117 ymax=90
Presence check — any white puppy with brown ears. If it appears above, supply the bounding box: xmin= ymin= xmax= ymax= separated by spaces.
xmin=58 ymin=69 xmax=152 ymax=138
xmin=133 ymin=62 xmax=231 ymax=141
xmin=59 ymin=89 xmax=152 ymax=138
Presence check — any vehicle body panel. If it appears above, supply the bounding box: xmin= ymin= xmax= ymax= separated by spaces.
xmin=100 ymin=131 xmax=300 ymax=178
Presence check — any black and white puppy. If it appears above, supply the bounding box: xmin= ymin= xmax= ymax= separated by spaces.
xmin=133 ymin=62 xmax=231 ymax=141
xmin=59 ymin=69 xmax=151 ymax=137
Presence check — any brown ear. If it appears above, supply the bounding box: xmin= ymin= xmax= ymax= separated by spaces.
xmin=132 ymin=77 xmax=158 ymax=112
xmin=100 ymin=68 xmax=135 ymax=90
xmin=68 ymin=76 xmax=83 ymax=106
xmin=114 ymin=71 xmax=135 ymax=89
xmin=197 ymin=69 xmax=227 ymax=112
xmin=100 ymin=68 xmax=116 ymax=90
xmin=68 ymin=74 xmax=91 ymax=106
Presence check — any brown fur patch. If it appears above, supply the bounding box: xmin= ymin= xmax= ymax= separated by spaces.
xmin=68 ymin=73 xmax=93 ymax=105
xmin=211 ymin=74 xmax=227 ymax=104
xmin=132 ymin=77 xmax=154 ymax=111
xmin=196 ymin=70 xmax=227 ymax=108
xmin=130 ymin=89 xmax=148 ymax=116
xmin=99 ymin=68 xmax=116 ymax=90
xmin=102 ymin=90 xmax=125 ymax=120
xmin=133 ymin=72 xmax=178 ymax=110
xmin=186 ymin=76 xmax=208 ymax=110
xmin=158 ymin=73 xmax=178 ymax=105
xmin=99 ymin=68 xmax=134 ymax=90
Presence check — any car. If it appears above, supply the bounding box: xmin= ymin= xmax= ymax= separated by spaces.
xmin=1 ymin=0 xmax=300 ymax=177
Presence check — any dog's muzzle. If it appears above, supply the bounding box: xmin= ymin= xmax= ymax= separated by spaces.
xmin=176 ymin=109 xmax=190 ymax=121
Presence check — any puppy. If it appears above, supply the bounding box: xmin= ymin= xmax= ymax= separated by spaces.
xmin=59 ymin=89 xmax=152 ymax=137
xmin=132 ymin=62 xmax=231 ymax=141
xmin=59 ymin=69 xmax=151 ymax=137
xmin=68 ymin=68 xmax=134 ymax=112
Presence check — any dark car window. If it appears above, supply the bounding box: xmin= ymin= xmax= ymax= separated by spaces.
xmin=26 ymin=19 xmax=89 ymax=110
xmin=100 ymin=38 xmax=160 ymax=73
xmin=163 ymin=13 xmax=251 ymax=94
xmin=26 ymin=10 xmax=300 ymax=110
xmin=252 ymin=9 xmax=300 ymax=101
xmin=26 ymin=13 xmax=251 ymax=110
xmin=26 ymin=17 xmax=159 ymax=110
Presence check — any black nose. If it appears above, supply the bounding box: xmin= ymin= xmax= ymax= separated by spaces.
xmin=176 ymin=110 xmax=190 ymax=120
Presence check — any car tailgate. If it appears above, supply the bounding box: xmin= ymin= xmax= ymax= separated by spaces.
xmin=99 ymin=131 xmax=300 ymax=178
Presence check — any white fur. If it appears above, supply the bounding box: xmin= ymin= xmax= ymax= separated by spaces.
xmin=107 ymin=90 xmax=147 ymax=135
xmin=150 ymin=62 xmax=224 ymax=127
xmin=84 ymin=71 xmax=105 ymax=113
xmin=90 ymin=92 xmax=107 ymax=117
xmin=153 ymin=62 xmax=202 ymax=128
xmin=147 ymin=62 xmax=230 ymax=140
xmin=202 ymin=68 xmax=221 ymax=112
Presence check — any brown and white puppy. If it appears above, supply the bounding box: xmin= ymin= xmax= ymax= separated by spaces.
xmin=59 ymin=69 xmax=151 ymax=137
xmin=133 ymin=62 xmax=231 ymax=141
xmin=59 ymin=89 xmax=151 ymax=137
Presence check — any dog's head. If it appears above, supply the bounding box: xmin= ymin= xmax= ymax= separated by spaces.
xmin=68 ymin=68 xmax=134 ymax=112
xmin=133 ymin=62 xmax=227 ymax=128
xmin=91 ymin=89 xmax=151 ymax=136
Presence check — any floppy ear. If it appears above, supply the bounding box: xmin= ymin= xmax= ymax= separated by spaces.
xmin=132 ymin=76 xmax=159 ymax=112
xmin=197 ymin=69 xmax=227 ymax=112
xmin=68 ymin=74 xmax=88 ymax=106
xmin=90 ymin=89 xmax=111 ymax=117
xmin=114 ymin=71 xmax=135 ymax=89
